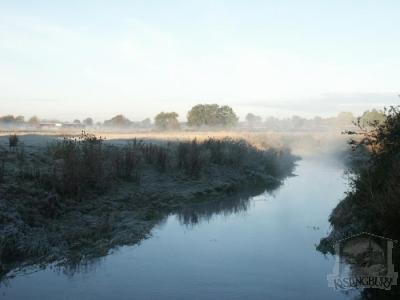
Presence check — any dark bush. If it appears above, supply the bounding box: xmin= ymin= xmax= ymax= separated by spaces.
xmin=319 ymin=105 xmax=400 ymax=253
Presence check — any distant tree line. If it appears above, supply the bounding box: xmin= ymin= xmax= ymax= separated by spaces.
xmin=243 ymin=109 xmax=386 ymax=131
xmin=0 ymin=106 xmax=386 ymax=132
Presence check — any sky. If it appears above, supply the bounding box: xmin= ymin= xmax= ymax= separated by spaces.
xmin=0 ymin=0 xmax=399 ymax=121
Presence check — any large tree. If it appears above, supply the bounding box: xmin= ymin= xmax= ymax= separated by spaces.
xmin=104 ymin=115 xmax=132 ymax=127
xmin=187 ymin=104 xmax=219 ymax=126
xmin=187 ymin=104 xmax=238 ymax=127
xmin=216 ymin=105 xmax=239 ymax=127
xmin=0 ymin=115 xmax=17 ymax=124
xmin=245 ymin=113 xmax=262 ymax=125
xmin=28 ymin=116 xmax=40 ymax=125
xmin=359 ymin=109 xmax=386 ymax=127
xmin=0 ymin=115 xmax=25 ymax=126
xmin=154 ymin=112 xmax=180 ymax=130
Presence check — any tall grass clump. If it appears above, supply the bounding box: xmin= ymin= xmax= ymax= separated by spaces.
xmin=177 ymin=139 xmax=210 ymax=177
xmin=47 ymin=134 xmax=171 ymax=197
xmin=176 ymin=137 xmax=295 ymax=178
xmin=8 ymin=134 xmax=19 ymax=149
xmin=48 ymin=132 xmax=107 ymax=196
xmin=109 ymin=141 xmax=143 ymax=180
xmin=42 ymin=133 xmax=295 ymax=197
xmin=139 ymin=142 xmax=169 ymax=172
xmin=0 ymin=158 xmax=4 ymax=183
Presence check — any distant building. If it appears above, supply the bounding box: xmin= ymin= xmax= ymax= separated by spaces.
xmin=39 ymin=123 xmax=62 ymax=129
xmin=38 ymin=122 xmax=85 ymax=130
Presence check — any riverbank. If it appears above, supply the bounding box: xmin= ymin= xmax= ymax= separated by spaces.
xmin=317 ymin=106 xmax=400 ymax=299
xmin=0 ymin=133 xmax=298 ymax=279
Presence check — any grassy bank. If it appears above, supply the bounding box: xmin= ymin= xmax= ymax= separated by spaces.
xmin=0 ymin=133 xmax=298 ymax=278
xmin=0 ymin=130 xmax=348 ymax=158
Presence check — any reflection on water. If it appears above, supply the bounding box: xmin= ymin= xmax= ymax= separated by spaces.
xmin=1 ymin=159 xmax=358 ymax=300
xmin=176 ymin=188 xmax=269 ymax=227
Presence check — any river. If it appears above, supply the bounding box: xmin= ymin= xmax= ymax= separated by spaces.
xmin=0 ymin=158 xmax=358 ymax=299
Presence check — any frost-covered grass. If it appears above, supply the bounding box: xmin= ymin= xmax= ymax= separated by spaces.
xmin=0 ymin=129 xmax=347 ymax=157
xmin=7 ymin=132 xmax=296 ymax=198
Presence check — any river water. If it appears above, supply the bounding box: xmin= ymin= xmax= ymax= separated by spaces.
xmin=0 ymin=158 xmax=358 ymax=299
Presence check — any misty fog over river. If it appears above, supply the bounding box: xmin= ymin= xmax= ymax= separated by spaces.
xmin=1 ymin=158 xmax=359 ymax=300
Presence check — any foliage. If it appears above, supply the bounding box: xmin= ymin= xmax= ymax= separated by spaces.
xmin=358 ymin=109 xmax=386 ymax=128
xmin=154 ymin=112 xmax=180 ymax=130
xmin=319 ymin=105 xmax=400 ymax=254
xmin=187 ymin=104 xmax=238 ymax=128
xmin=216 ymin=105 xmax=239 ymax=127
xmin=187 ymin=104 xmax=219 ymax=126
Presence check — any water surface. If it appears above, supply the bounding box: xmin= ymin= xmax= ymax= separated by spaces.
xmin=0 ymin=159 xmax=356 ymax=299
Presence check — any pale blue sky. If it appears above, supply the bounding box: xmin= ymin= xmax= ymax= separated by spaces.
xmin=1 ymin=0 xmax=399 ymax=121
